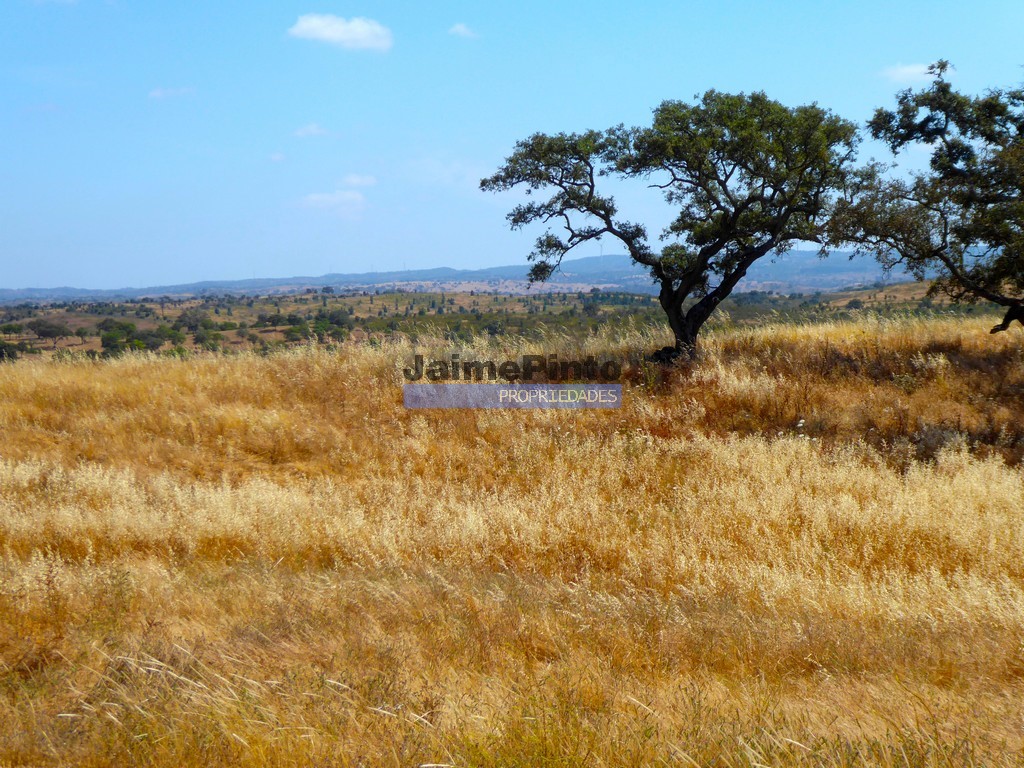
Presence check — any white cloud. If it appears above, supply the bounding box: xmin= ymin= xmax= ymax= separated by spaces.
xmin=302 ymin=189 xmax=365 ymax=218
xmin=413 ymin=155 xmax=487 ymax=192
xmin=341 ymin=173 xmax=376 ymax=187
xmin=448 ymin=23 xmax=477 ymax=38
xmin=269 ymin=152 xmax=286 ymax=163
xmin=149 ymin=86 xmax=193 ymax=100
xmin=288 ymin=14 xmax=392 ymax=51
xmin=294 ymin=122 xmax=329 ymax=137
xmin=881 ymin=63 xmax=932 ymax=84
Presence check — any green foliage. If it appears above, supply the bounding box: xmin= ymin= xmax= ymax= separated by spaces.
xmin=97 ymin=318 xmax=136 ymax=335
xmin=100 ymin=331 xmax=125 ymax=350
xmin=99 ymin=320 xmax=178 ymax=353
xmin=159 ymin=326 xmax=186 ymax=345
xmin=283 ymin=324 xmax=310 ymax=342
xmin=192 ymin=328 xmax=224 ymax=349
xmin=26 ymin=318 xmax=73 ymax=344
xmin=834 ymin=61 xmax=1024 ymax=323
xmin=174 ymin=307 xmax=209 ymax=333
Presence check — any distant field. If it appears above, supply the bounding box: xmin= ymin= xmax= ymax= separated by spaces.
xmin=0 ymin=281 xmax=1002 ymax=361
xmin=1 ymin=317 xmax=1023 ymax=766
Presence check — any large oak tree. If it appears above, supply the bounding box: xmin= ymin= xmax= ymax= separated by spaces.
xmin=482 ymin=91 xmax=860 ymax=358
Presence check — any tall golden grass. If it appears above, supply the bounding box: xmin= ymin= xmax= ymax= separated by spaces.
xmin=1 ymin=316 xmax=1022 ymax=766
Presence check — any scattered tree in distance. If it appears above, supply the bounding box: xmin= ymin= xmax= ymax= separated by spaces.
xmin=26 ymin=318 xmax=72 ymax=348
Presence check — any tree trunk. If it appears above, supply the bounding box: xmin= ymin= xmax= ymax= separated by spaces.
xmin=674 ymin=306 xmax=714 ymax=360
xmin=650 ymin=244 xmax=770 ymax=364
xmin=649 ymin=303 xmax=708 ymax=363
xmin=674 ymin=318 xmax=701 ymax=359
xmin=991 ymin=303 xmax=1024 ymax=334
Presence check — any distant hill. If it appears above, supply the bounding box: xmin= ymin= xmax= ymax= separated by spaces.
xmin=0 ymin=251 xmax=908 ymax=303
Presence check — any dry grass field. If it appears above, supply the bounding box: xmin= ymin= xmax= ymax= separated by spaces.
xmin=1 ymin=315 xmax=1023 ymax=766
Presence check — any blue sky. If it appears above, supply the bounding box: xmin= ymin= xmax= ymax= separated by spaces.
xmin=2 ymin=0 xmax=1023 ymax=289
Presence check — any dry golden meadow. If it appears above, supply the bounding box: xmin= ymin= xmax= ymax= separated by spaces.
xmin=1 ymin=315 xmax=1023 ymax=766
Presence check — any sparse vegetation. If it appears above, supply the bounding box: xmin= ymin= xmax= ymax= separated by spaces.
xmin=0 ymin=281 xmax=1005 ymax=361
xmin=1 ymin=316 xmax=1023 ymax=765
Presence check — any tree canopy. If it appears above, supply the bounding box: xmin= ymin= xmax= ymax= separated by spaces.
xmin=482 ymin=91 xmax=860 ymax=358
xmin=26 ymin=318 xmax=72 ymax=347
xmin=832 ymin=61 xmax=1024 ymax=333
